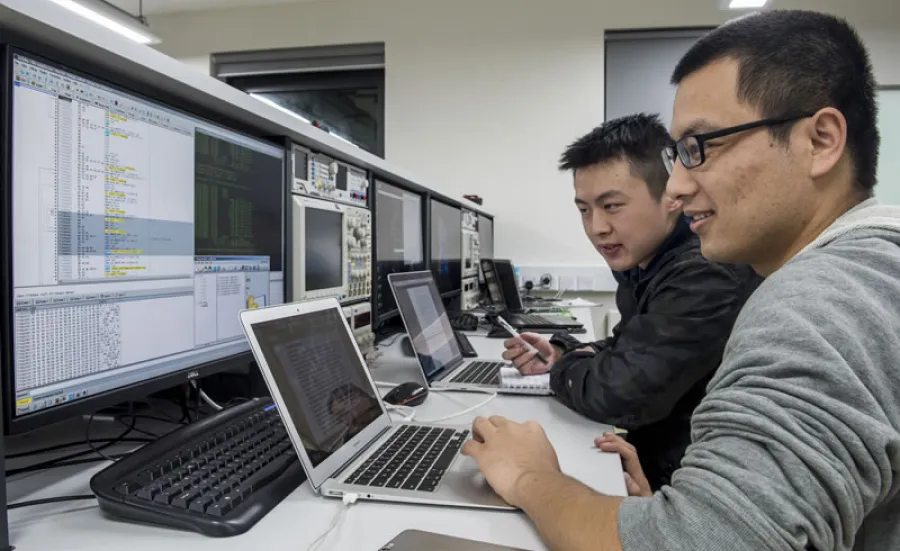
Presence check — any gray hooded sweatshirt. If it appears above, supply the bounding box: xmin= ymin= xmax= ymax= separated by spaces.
xmin=618 ymin=199 xmax=900 ymax=551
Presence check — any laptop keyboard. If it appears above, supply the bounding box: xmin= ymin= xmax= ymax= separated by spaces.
xmin=451 ymin=361 xmax=504 ymax=385
xmin=344 ymin=425 xmax=468 ymax=492
xmin=512 ymin=314 xmax=551 ymax=325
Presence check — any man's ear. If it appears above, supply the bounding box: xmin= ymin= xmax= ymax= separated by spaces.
xmin=806 ymin=107 xmax=847 ymax=181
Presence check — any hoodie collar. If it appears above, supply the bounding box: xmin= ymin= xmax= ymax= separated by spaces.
xmin=800 ymin=198 xmax=900 ymax=254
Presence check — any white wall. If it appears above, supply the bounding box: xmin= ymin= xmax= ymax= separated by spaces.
xmin=146 ymin=0 xmax=900 ymax=271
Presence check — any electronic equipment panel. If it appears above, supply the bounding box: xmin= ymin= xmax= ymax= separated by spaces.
xmin=5 ymin=51 xmax=286 ymax=432
xmin=429 ymin=199 xmax=462 ymax=297
xmin=478 ymin=215 xmax=494 ymax=261
xmin=373 ymin=180 xmax=425 ymax=323
xmin=460 ymin=209 xmax=481 ymax=310
xmin=291 ymin=195 xmax=371 ymax=304
xmin=342 ymin=302 xmax=377 ymax=363
xmin=461 ymin=209 xmax=481 ymax=279
xmin=291 ymin=144 xmax=369 ymax=208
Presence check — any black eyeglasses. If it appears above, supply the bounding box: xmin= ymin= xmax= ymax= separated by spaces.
xmin=662 ymin=112 xmax=815 ymax=174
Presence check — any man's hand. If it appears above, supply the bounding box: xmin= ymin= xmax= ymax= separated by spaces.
xmin=462 ymin=416 xmax=561 ymax=507
xmin=502 ymin=334 xmax=559 ymax=374
xmin=595 ymin=433 xmax=652 ymax=497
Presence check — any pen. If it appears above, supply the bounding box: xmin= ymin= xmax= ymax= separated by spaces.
xmin=495 ymin=317 xmax=548 ymax=364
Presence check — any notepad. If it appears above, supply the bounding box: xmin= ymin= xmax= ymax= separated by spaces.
xmin=499 ymin=367 xmax=551 ymax=390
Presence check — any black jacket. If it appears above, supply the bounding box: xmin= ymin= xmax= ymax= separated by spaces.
xmin=549 ymin=218 xmax=762 ymax=490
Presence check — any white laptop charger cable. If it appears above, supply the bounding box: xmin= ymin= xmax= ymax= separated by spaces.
xmin=307 ymin=492 xmax=359 ymax=551
xmin=417 ymin=391 xmax=497 ymax=424
xmin=374 ymin=382 xmax=498 ymax=425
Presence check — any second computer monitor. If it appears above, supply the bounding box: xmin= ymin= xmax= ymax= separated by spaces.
xmin=429 ymin=199 xmax=462 ymax=297
xmin=373 ymin=180 xmax=425 ymax=323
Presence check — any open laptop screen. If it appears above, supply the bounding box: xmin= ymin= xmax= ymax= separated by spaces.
xmin=390 ymin=272 xmax=462 ymax=379
xmin=493 ymin=260 xmax=524 ymax=311
xmin=480 ymin=259 xmax=506 ymax=309
xmin=247 ymin=307 xmax=383 ymax=468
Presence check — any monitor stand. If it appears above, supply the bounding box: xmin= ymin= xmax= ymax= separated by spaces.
xmin=400 ymin=336 xmax=416 ymax=357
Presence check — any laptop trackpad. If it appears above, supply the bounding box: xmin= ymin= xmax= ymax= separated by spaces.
xmin=434 ymin=455 xmax=512 ymax=509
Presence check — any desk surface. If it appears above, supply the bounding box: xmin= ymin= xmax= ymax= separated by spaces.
xmin=6 ymin=307 xmax=625 ymax=551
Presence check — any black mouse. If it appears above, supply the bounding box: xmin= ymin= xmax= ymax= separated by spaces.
xmin=383 ymin=381 xmax=428 ymax=407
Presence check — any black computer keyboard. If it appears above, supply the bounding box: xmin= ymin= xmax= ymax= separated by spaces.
xmin=486 ymin=325 xmax=586 ymax=338
xmin=344 ymin=425 xmax=468 ymax=492
xmin=91 ymin=398 xmax=306 ymax=537
xmin=454 ymin=330 xmax=478 ymax=358
xmin=448 ymin=313 xmax=479 ymax=332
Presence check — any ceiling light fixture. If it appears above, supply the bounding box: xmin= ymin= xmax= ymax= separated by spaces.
xmin=49 ymin=0 xmax=161 ymax=45
xmin=728 ymin=0 xmax=769 ymax=8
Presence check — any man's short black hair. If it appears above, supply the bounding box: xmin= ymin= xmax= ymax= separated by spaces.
xmin=559 ymin=113 xmax=672 ymax=200
xmin=671 ymin=10 xmax=879 ymax=195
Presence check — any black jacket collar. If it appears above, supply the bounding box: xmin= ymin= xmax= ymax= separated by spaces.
xmin=617 ymin=216 xmax=693 ymax=285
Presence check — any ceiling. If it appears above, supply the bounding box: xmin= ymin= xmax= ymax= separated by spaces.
xmin=106 ymin=0 xmax=321 ymax=16
xmin=104 ymin=0 xmax=900 ymax=26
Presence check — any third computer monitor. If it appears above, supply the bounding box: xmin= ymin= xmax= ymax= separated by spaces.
xmin=429 ymin=198 xmax=462 ymax=297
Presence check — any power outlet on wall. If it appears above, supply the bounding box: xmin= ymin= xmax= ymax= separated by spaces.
xmin=516 ymin=265 xmax=617 ymax=292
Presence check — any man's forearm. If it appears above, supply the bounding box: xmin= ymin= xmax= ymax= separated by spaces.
xmin=516 ymin=471 xmax=625 ymax=551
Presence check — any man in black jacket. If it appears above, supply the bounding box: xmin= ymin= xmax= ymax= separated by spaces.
xmin=502 ymin=113 xmax=761 ymax=489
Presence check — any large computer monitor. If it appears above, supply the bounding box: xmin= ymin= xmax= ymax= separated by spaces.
xmin=429 ymin=198 xmax=462 ymax=297
xmin=373 ymin=180 xmax=424 ymax=324
xmin=3 ymin=49 xmax=286 ymax=433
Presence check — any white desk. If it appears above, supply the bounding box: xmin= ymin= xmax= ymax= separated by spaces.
xmin=6 ymin=307 xmax=625 ymax=551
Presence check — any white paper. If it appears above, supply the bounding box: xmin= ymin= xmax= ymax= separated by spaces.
xmin=499 ymin=367 xmax=550 ymax=390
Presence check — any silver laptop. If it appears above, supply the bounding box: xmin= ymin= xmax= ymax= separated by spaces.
xmin=389 ymin=271 xmax=553 ymax=396
xmin=239 ymin=298 xmax=511 ymax=510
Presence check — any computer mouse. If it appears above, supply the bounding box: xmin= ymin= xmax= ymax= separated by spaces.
xmin=383 ymin=382 xmax=428 ymax=407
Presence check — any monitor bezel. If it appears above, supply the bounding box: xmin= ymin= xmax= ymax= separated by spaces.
xmin=0 ymin=44 xmax=288 ymax=435
xmin=428 ymin=196 xmax=463 ymax=299
xmin=371 ymin=178 xmax=427 ymax=326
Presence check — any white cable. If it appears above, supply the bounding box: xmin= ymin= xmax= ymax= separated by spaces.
xmin=376 ymin=382 xmax=497 ymax=423
xmin=385 ymin=404 xmax=416 ymax=422
xmin=416 ymin=392 xmax=497 ymax=424
xmin=307 ymin=494 xmax=358 ymax=551
xmin=191 ymin=381 xmax=223 ymax=411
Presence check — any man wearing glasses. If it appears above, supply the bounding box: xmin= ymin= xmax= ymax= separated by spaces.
xmin=462 ymin=10 xmax=900 ymax=551
xmin=502 ymin=113 xmax=760 ymax=492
